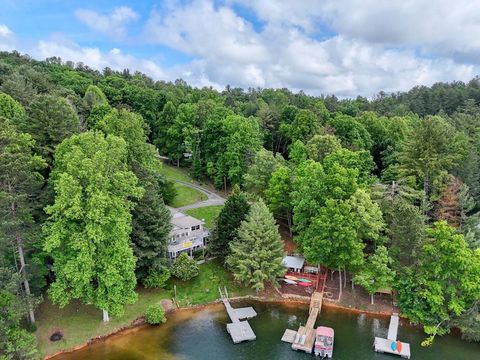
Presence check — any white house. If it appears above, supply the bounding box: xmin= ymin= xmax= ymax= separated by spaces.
xmin=167 ymin=209 xmax=209 ymax=259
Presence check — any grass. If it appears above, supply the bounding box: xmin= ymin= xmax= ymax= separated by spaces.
xmin=168 ymin=260 xmax=254 ymax=307
xmin=185 ymin=205 xmax=223 ymax=229
xmin=158 ymin=163 xmax=192 ymax=182
xmin=170 ymin=183 xmax=207 ymax=208
xmin=35 ymin=261 xmax=253 ymax=356
xmin=35 ymin=287 xmax=169 ymax=357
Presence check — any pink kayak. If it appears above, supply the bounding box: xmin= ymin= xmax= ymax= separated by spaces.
xmin=298 ymin=281 xmax=313 ymax=287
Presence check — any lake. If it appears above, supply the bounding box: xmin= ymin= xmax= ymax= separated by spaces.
xmin=53 ymin=301 xmax=480 ymax=360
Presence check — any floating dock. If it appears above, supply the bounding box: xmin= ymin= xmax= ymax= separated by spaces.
xmin=219 ymin=287 xmax=257 ymax=343
xmin=374 ymin=314 xmax=411 ymax=359
xmin=281 ymin=269 xmax=328 ymax=353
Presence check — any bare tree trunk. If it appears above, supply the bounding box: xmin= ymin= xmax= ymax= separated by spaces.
xmin=287 ymin=211 xmax=293 ymax=237
xmin=351 ymin=277 xmax=355 ymax=290
xmin=371 ymin=294 xmax=374 ymax=305
xmin=102 ymin=309 xmax=110 ymax=322
xmin=224 ymin=176 xmax=227 ymax=193
xmin=344 ymin=269 xmax=347 ymax=288
xmin=177 ymin=159 xmax=179 ymax=167
xmin=17 ymin=239 xmax=35 ymax=324
xmin=338 ymin=267 xmax=342 ymax=300
xmin=10 ymin=193 xmax=35 ymax=324
xmin=330 ymin=270 xmax=334 ymax=281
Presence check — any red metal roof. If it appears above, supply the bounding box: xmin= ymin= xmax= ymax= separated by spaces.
xmin=316 ymin=326 xmax=334 ymax=337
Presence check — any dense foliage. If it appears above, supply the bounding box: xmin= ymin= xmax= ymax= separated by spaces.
xmin=0 ymin=50 xmax=479 ymax=353
xmin=145 ymin=304 xmax=166 ymax=325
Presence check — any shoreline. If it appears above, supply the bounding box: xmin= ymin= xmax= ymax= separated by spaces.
xmin=43 ymin=294 xmax=398 ymax=360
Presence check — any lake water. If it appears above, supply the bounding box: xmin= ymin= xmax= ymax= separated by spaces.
xmin=54 ymin=301 xmax=480 ymax=360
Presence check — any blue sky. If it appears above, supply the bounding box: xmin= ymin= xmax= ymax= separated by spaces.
xmin=1 ymin=0 xmax=479 ymax=97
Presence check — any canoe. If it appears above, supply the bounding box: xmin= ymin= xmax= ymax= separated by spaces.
xmin=285 ymin=275 xmax=299 ymax=281
xmin=298 ymin=281 xmax=313 ymax=287
xmin=297 ymin=278 xmax=312 ymax=283
xmin=283 ymin=279 xmax=297 ymax=285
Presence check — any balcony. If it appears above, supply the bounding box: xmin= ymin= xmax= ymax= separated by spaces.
xmin=168 ymin=236 xmax=204 ymax=253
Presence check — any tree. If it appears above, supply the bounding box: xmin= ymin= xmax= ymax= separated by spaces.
xmin=279 ymin=108 xmax=322 ymax=144
xmin=0 ymin=266 xmax=38 ymax=360
xmin=323 ymin=148 xmax=376 ymax=186
xmin=328 ymin=114 xmax=373 ymax=150
xmin=306 ymin=134 xmax=342 ymax=163
xmin=396 ymin=221 xmax=480 ymax=345
xmin=399 ymin=116 xmax=467 ymax=198
xmin=288 ymin=140 xmax=308 ymax=167
xmin=354 ymin=246 xmax=395 ymax=304
xmin=209 ymin=189 xmax=250 ymax=258
xmin=0 ymin=118 xmax=46 ymax=324
xmin=243 ymin=148 xmax=285 ymax=197
xmin=170 ymin=252 xmax=199 ymax=281
xmin=43 ymin=131 xmax=142 ymax=322
xmin=20 ymin=94 xmax=80 ymax=167
xmin=0 ymin=92 xmax=26 ymax=121
xmin=216 ymin=115 xmax=262 ymax=187
xmin=266 ymin=166 xmax=293 ymax=234
xmin=166 ymin=103 xmax=197 ymax=166
xmin=97 ymin=108 xmax=157 ymax=171
xmin=83 ymin=84 xmax=108 ymax=109
xmin=154 ymin=101 xmax=176 ymax=154
xmin=131 ymin=168 xmax=172 ymax=282
xmin=226 ymin=200 xmax=285 ymax=292
xmin=298 ymin=199 xmax=365 ymax=298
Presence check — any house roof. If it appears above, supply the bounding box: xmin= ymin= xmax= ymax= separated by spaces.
xmin=169 ymin=208 xmax=204 ymax=230
xmin=282 ymin=255 xmax=305 ymax=270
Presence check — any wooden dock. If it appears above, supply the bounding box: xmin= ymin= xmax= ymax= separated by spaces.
xmin=374 ymin=314 xmax=411 ymax=359
xmin=282 ymin=269 xmax=328 ymax=353
xmin=219 ymin=287 xmax=257 ymax=343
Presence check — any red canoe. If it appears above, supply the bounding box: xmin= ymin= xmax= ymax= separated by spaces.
xmin=298 ymin=281 xmax=313 ymax=287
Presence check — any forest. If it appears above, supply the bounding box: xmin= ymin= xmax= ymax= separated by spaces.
xmin=0 ymin=50 xmax=480 ymax=358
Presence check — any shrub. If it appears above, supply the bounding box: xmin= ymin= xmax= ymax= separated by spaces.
xmin=145 ymin=304 xmax=166 ymax=325
xmin=142 ymin=268 xmax=171 ymax=288
xmin=171 ymin=253 xmax=199 ymax=281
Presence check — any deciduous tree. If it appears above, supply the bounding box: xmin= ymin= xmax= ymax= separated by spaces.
xmin=43 ymin=131 xmax=142 ymax=322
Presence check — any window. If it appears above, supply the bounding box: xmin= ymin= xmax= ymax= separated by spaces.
xmin=191 ymin=225 xmax=200 ymax=231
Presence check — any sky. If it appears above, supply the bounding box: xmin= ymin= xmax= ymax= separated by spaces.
xmin=1 ymin=0 xmax=479 ymax=97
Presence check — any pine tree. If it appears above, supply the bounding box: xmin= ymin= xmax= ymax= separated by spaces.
xmin=209 ymin=188 xmax=250 ymax=258
xmin=226 ymin=200 xmax=285 ymax=292
xmin=131 ymin=167 xmax=172 ymax=282
xmin=0 ymin=118 xmax=46 ymax=324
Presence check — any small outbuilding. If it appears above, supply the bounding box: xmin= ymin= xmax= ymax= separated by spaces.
xmin=282 ymin=255 xmax=305 ymax=273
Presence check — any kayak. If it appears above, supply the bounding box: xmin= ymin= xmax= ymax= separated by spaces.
xmin=297 ymin=278 xmax=312 ymax=283
xmin=285 ymin=275 xmax=299 ymax=281
xmin=298 ymin=281 xmax=313 ymax=287
xmin=283 ymin=279 xmax=297 ymax=285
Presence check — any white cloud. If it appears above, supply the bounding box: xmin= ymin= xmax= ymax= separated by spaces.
xmin=35 ymin=36 xmax=168 ymax=80
xmin=0 ymin=24 xmax=16 ymax=51
xmin=75 ymin=6 xmax=139 ymax=40
xmin=2 ymin=1 xmax=480 ymax=97
xmin=0 ymin=24 xmax=12 ymax=37
xmin=142 ymin=0 xmax=478 ymax=96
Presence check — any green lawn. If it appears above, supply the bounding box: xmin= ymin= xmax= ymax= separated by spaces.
xmin=168 ymin=260 xmax=254 ymax=307
xmin=158 ymin=163 xmax=192 ymax=182
xmin=185 ymin=205 xmax=223 ymax=229
xmin=35 ymin=287 xmax=169 ymax=357
xmin=170 ymin=183 xmax=207 ymax=208
xmin=35 ymin=260 xmax=253 ymax=357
